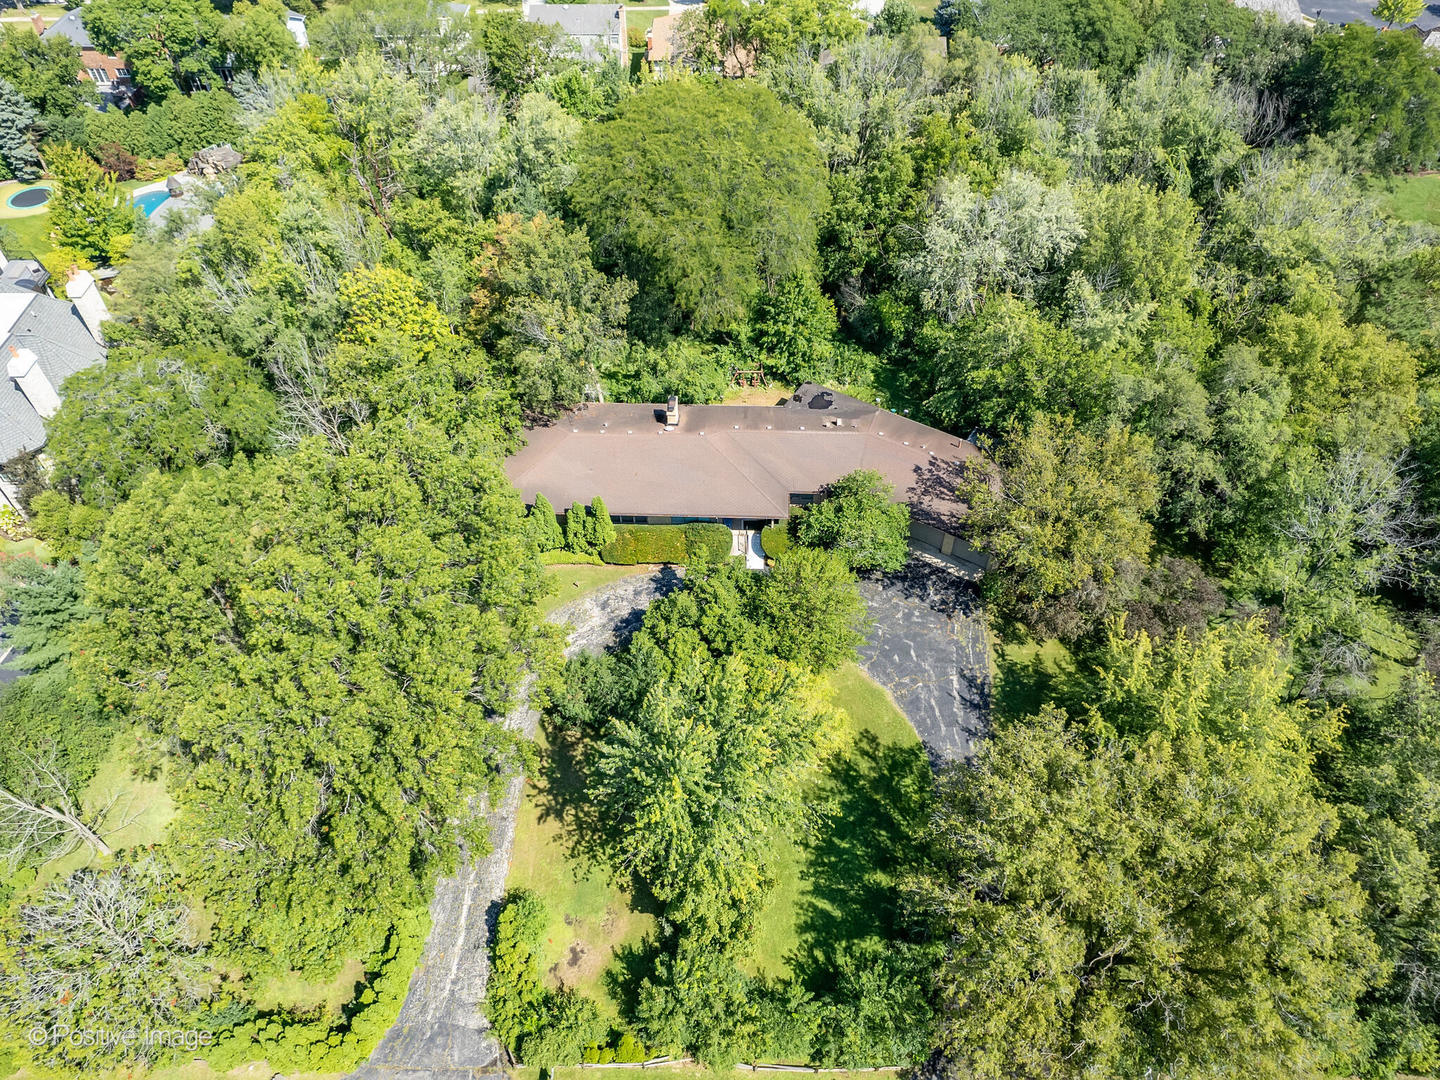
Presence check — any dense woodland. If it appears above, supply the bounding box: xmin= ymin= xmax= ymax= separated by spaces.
xmin=1 ymin=0 xmax=1440 ymax=1075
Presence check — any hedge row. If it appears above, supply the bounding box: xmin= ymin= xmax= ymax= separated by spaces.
xmin=600 ymin=523 xmax=732 ymax=565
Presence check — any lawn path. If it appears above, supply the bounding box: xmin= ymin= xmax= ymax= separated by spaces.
xmin=348 ymin=567 xmax=684 ymax=1080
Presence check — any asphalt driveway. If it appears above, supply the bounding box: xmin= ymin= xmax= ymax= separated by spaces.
xmin=857 ymin=555 xmax=991 ymax=763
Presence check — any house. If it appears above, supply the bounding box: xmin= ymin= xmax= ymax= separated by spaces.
xmin=522 ymin=3 xmax=628 ymax=61
xmin=37 ymin=11 xmax=136 ymax=106
xmin=285 ymin=9 xmax=309 ymax=49
xmin=504 ymin=384 xmax=987 ymax=571
xmin=646 ymin=12 xmax=756 ymax=75
xmin=0 ymin=259 xmax=110 ymax=514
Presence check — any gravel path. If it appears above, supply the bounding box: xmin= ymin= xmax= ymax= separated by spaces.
xmin=347 ymin=568 xmax=682 ymax=1080
xmin=857 ymin=554 xmax=991 ymax=763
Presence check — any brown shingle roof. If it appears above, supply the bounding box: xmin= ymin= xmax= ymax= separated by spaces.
xmin=504 ymin=384 xmax=980 ymax=530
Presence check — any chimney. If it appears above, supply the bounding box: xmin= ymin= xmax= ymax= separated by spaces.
xmin=666 ymin=395 xmax=679 ymax=426
xmin=8 ymin=346 xmax=60 ymax=419
xmin=65 ymin=267 xmax=109 ymax=345
xmin=29 ymin=13 xmax=44 ymax=35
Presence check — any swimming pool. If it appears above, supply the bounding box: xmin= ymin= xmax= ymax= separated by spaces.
xmin=6 ymin=186 xmax=50 ymax=210
xmin=132 ymin=190 xmax=171 ymax=217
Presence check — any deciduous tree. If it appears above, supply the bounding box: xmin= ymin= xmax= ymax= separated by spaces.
xmin=575 ymin=81 xmax=827 ymax=334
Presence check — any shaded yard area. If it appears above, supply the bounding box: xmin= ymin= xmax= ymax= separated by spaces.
xmin=506 ymin=659 xmax=931 ymax=1011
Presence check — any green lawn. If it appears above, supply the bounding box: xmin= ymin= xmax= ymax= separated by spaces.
xmin=993 ymin=635 xmax=1077 ymax=722
xmin=1370 ymin=172 xmax=1440 ymax=225
xmin=34 ymin=727 xmax=177 ymax=887
xmin=252 ymin=956 xmax=369 ymax=1019
xmin=506 ymin=723 xmax=658 ymax=1013
xmin=541 ymin=563 xmax=650 ymax=617
xmin=750 ymin=662 xmax=928 ymax=979
xmin=0 ymin=211 xmax=52 ymax=261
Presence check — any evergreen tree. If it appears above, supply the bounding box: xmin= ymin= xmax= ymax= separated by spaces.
xmin=529 ymin=493 xmax=564 ymax=551
xmin=565 ymin=500 xmax=591 ymax=554
xmin=0 ymin=77 xmax=40 ymax=182
xmin=589 ymin=496 xmax=616 ymax=552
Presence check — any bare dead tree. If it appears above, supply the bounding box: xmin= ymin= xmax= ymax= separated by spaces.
xmin=1 ymin=859 xmax=206 ymax=1041
xmin=0 ymin=752 xmax=120 ymax=869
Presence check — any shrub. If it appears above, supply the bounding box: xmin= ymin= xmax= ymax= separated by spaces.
xmin=684 ymin=522 xmax=732 ymax=562
xmin=602 ymin=524 xmax=687 ymax=564
xmin=600 ymin=522 xmax=733 ymax=564
xmin=486 ymin=891 xmax=549 ymax=1054
xmin=760 ymin=523 xmax=791 ymax=559
xmin=96 ymin=142 xmax=137 ymax=180
xmin=529 ymin=493 xmax=564 ymax=551
xmin=589 ymin=496 xmax=616 ymax=550
xmin=203 ymin=909 xmax=430 ymax=1074
xmin=565 ymin=500 xmax=593 ymax=555
xmin=628 ymin=25 xmax=646 ymax=48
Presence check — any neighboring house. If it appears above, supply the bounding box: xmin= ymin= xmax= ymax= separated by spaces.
xmin=522 ymin=3 xmax=628 ymax=61
xmin=505 ymin=384 xmax=987 ymax=571
xmin=0 ymin=257 xmax=109 ymax=515
xmin=37 ymin=11 xmax=136 ymax=106
xmin=646 ymin=12 xmax=756 ymax=75
xmin=286 ymin=9 xmax=309 ymax=49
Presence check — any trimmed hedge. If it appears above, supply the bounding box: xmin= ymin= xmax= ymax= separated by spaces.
xmin=684 ymin=522 xmax=733 ymax=562
xmin=760 ymin=524 xmax=791 ymax=559
xmin=600 ymin=523 xmax=733 ymax=565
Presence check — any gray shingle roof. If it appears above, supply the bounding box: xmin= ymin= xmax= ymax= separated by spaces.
xmin=0 ymin=288 xmax=105 ymax=462
xmin=41 ymin=9 xmax=94 ymax=50
xmin=523 ymin=3 xmax=625 ymax=57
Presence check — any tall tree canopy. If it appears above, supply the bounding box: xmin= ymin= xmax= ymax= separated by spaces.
xmin=78 ymin=437 xmax=546 ymax=970
xmin=574 ymin=81 xmax=828 ymax=334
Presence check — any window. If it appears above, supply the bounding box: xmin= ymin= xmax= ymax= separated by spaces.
xmin=788 ymin=493 xmax=817 ymax=506
xmin=115 ymin=67 xmax=130 ymax=78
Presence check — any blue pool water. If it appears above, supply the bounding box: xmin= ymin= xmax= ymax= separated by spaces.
xmin=132 ymin=190 xmax=171 ymax=217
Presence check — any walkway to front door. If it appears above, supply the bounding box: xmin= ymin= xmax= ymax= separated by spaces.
xmin=729 ymin=529 xmax=767 ymax=570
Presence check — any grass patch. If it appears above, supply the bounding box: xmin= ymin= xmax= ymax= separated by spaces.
xmin=749 ymin=663 xmax=928 ymax=980
xmin=541 ymin=563 xmax=650 ymax=617
xmin=506 ymin=723 xmax=657 ymax=1013
xmin=251 ymin=956 xmax=368 ymax=1019
xmin=993 ymin=636 xmax=1077 ymax=722
xmin=723 ymin=383 xmax=791 ymax=406
xmin=1370 ymin=172 xmax=1440 ymax=225
xmin=0 ymin=211 xmax=53 ymax=261
xmin=35 ymin=728 xmax=176 ymax=887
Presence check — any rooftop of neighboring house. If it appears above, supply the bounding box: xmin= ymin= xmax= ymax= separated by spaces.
xmin=40 ymin=8 xmax=96 ymax=51
xmin=0 ymin=272 xmax=107 ymax=463
xmin=522 ymin=2 xmax=625 ymax=40
xmin=504 ymin=384 xmax=982 ymax=530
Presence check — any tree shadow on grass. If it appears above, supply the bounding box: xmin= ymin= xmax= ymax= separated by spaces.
xmin=788 ymin=731 xmax=933 ymax=991
xmin=992 ymin=635 xmax=1087 ymax=724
